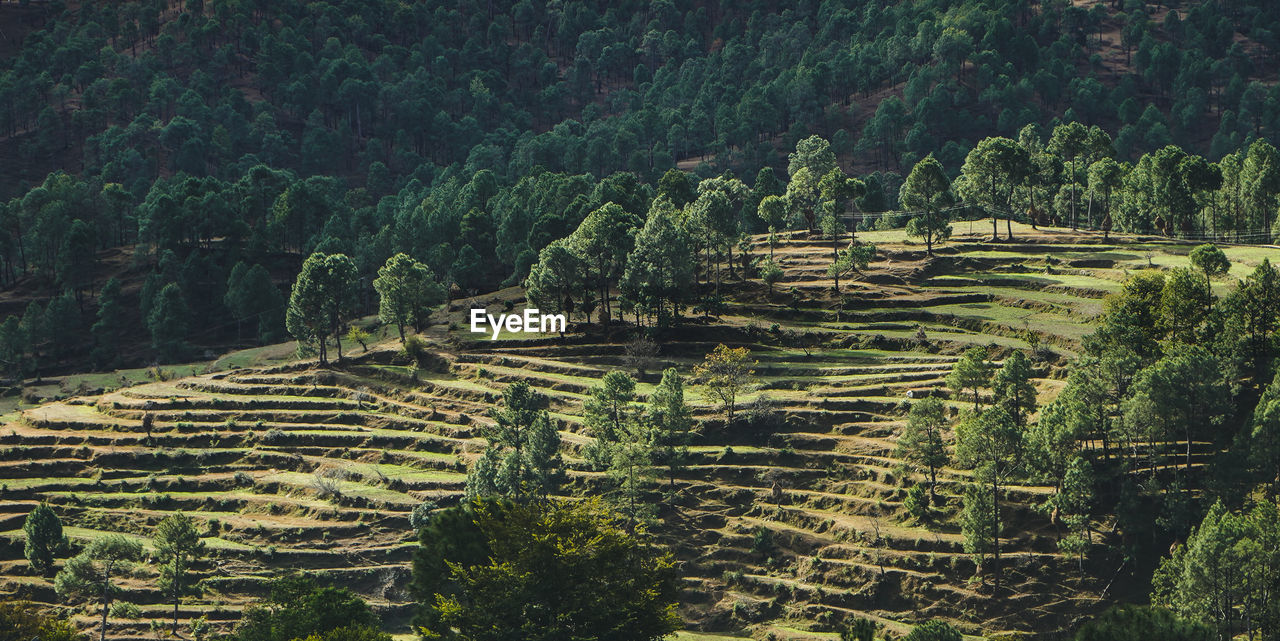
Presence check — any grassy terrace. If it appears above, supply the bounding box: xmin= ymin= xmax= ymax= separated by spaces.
xmin=0 ymin=225 xmax=1268 ymax=639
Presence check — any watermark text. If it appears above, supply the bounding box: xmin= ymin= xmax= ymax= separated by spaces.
xmin=470 ymin=308 xmax=566 ymax=339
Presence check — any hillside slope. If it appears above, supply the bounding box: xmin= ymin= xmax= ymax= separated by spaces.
xmin=2 ymin=226 xmax=1267 ymax=639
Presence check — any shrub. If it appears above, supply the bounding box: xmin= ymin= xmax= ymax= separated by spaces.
xmin=109 ymin=601 xmax=141 ymax=619
xmin=623 ymin=334 xmax=659 ymax=375
xmin=190 ymin=615 xmax=210 ymax=641
xmin=904 ymin=483 xmax=930 ymax=521
xmin=1074 ymin=605 xmax=1211 ymax=641
xmin=312 ymin=473 xmax=342 ymax=498
xmin=409 ymin=500 xmax=439 ymax=530
xmin=744 ymin=394 xmax=783 ymax=431
xmin=750 ymin=526 xmax=776 ymax=555
xmin=0 ymin=600 xmax=82 ymax=641
xmin=903 ymin=620 xmax=963 ymax=641
xmin=401 ymin=335 xmax=431 ymax=367
xmin=840 ymin=617 xmax=878 ymax=641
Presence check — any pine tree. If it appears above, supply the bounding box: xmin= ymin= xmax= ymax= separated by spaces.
xmin=900 ymin=155 xmax=954 ymax=255
xmin=956 ymin=406 xmax=1022 ymax=594
xmin=648 ymin=368 xmax=693 ymax=488
xmin=148 ymin=282 xmax=192 ymax=362
xmin=947 ymin=347 xmax=993 ymax=409
xmin=374 ymin=252 xmax=445 ymax=341
xmin=620 ymin=199 xmax=695 ymax=324
xmin=756 ymin=195 xmax=789 ymax=259
xmin=23 ymin=503 xmax=65 ymax=576
xmin=525 ymin=239 xmax=585 ymax=324
xmin=91 ymin=277 xmax=127 ymax=367
xmin=45 ymin=291 xmax=82 ymax=360
xmin=465 ymin=381 xmax=564 ymax=500
xmin=225 ymin=263 xmax=285 ymax=344
xmin=55 ymin=535 xmax=144 ymax=641
xmin=896 ymin=397 xmax=950 ymax=503
xmin=19 ymin=301 xmax=46 ymax=380
xmin=992 ymin=350 xmax=1037 ymax=427
xmin=1188 ymin=243 xmax=1229 ymax=313
xmin=1054 ymin=456 xmax=1094 ymax=570
xmin=286 ymin=252 xmax=358 ymax=364
xmin=154 ymin=512 xmax=206 ymax=634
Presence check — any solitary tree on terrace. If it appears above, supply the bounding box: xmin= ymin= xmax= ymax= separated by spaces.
xmin=693 ymin=344 xmax=756 ymax=426
xmin=55 ymin=535 xmax=144 ymax=641
xmin=23 ymin=503 xmax=65 ymax=576
xmin=154 ymin=512 xmax=206 ymax=634
xmin=757 ymin=195 xmax=788 ymax=259
xmin=896 ymin=397 xmax=950 ymax=503
xmin=466 ymin=381 xmax=565 ymax=500
xmin=900 ymin=154 xmax=954 ymax=256
xmin=992 ymin=350 xmax=1037 ymax=428
xmin=648 ymin=368 xmax=694 ymax=488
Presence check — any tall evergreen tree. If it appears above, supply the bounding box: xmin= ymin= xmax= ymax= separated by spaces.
xmin=620 ymin=199 xmax=695 ymax=325
xmin=154 ymin=512 xmax=206 ymax=634
xmin=956 ymin=406 xmax=1022 ymax=594
xmin=91 ymin=277 xmax=127 ymax=367
xmin=948 ymin=347 xmax=994 ymax=409
xmin=22 ymin=503 xmax=65 ymax=576
xmin=992 ymin=351 xmax=1037 ymax=428
xmin=148 ymin=282 xmax=192 ymax=362
xmin=900 ymin=154 xmax=954 ymax=255
xmin=225 ymin=263 xmax=285 ymax=344
xmin=896 ymin=397 xmax=950 ymax=503
xmin=465 ymin=381 xmax=564 ymax=500
xmin=647 ymin=368 xmax=693 ymax=488
xmin=286 ymin=252 xmax=358 ymax=364
xmin=55 ymin=535 xmax=144 ymax=641
xmin=373 ymin=252 xmax=445 ymax=341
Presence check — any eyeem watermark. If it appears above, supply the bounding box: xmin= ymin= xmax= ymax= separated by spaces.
xmin=470 ymin=308 xmax=566 ymax=339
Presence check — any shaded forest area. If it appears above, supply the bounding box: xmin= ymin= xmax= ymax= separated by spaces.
xmin=3 ymin=0 xmax=1280 ymax=370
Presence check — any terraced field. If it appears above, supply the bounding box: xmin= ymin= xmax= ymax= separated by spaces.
xmin=0 ymin=225 xmax=1261 ymax=640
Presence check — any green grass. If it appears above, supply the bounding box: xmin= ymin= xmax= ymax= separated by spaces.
xmin=926 ymin=301 xmax=1092 ymax=341
xmin=0 ymin=526 xmax=281 ymax=552
xmin=212 ymin=341 xmax=304 ymax=370
xmin=263 ymin=471 xmax=442 ymax=505
xmin=1 ymin=477 xmax=100 ymax=490
xmin=674 ymin=632 xmax=753 ymax=640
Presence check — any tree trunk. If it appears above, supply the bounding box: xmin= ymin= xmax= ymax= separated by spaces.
xmin=335 ymin=324 xmax=344 ymax=362
xmin=1070 ymin=162 xmax=1078 ymax=230
xmin=100 ymin=597 xmax=110 ymax=641
xmin=992 ymin=476 xmax=1002 ymax=595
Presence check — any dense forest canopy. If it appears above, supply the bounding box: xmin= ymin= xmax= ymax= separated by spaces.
xmin=3 ymin=0 xmax=1280 ymax=364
